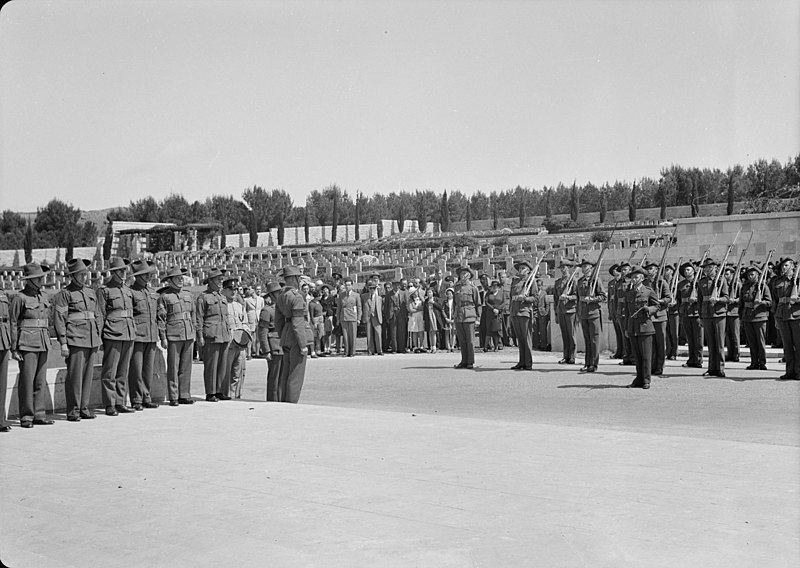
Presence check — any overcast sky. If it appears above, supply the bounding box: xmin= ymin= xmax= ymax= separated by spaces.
xmin=1 ymin=0 xmax=798 ymax=213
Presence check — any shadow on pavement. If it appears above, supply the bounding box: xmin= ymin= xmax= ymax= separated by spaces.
xmin=557 ymin=384 xmax=630 ymax=390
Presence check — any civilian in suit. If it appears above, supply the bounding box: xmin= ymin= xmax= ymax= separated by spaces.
xmin=382 ymin=282 xmax=400 ymax=353
xmin=396 ymin=279 xmax=410 ymax=353
xmin=337 ymin=278 xmax=362 ymax=357
xmin=361 ymin=281 xmax=383 ymax=355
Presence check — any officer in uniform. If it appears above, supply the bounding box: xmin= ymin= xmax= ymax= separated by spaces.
xmin=157 ymin=266 xmax=195 ymax=405
xmin=697 ymin=258 xmax=729 ymax=378
xmin=740 ymin=266 xmax=771 ymax=371
xmin=98 ymin=257 xmax=136 ymax=415
xmin=576 ymin=260 xmax=606 ymax=373
xmin=509 ymin=260 xmax=536 ymax=371
xmin=274 ymin=265 xmax=308 ymax=402
xmin=676 ymin=261 xmax=704 ymax=368
xmin=664 ymin=264 xmax=680 ymax=360
xmin=723 ymin=265 xmax=741 ymax=362
xmin=52 ymin=258 xmax=102 ymax=421
xmin=260 ymin=281 xmax=283 ymax=401
xmin=553 ymin=260 xmax=577 ymax=364
xmin=1 ymin=285 xmax=13 ymax=432
xmin=773 ymin=258 xmax=800 ymax=380
xmin=614 ymin=262 xmax=635 ymax=365
xmin=607 ymin=264 xmax=623 ymax=359
xmin=196 ymin=268 xmax=231 ymax=402
xmin=453 ymin=266 xmax=480 ymax=369
xmin=644 ymin=262 xmax=671 ymax=376
xmin=129 ymin=260 xmax=160 ymax=410
xmin=9 ymin=262 xmax=54 ymax=427
xmin=626 ymin=267 xmax=660 ymax=389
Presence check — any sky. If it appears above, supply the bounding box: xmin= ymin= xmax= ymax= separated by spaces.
xmin=1 ymin=0 xmax=798 ymax=213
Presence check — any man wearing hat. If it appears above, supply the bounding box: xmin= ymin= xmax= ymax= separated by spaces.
xmin=382 ymin=281 xmax=400 ymax=353
xmin=696 ymin=258 xmax=729 ymax=377
xmin=52 ymin=258 xmax=102 ymax=421
xmin=0 ymin=284 xmax=12 ymax=432
xmin=576 ymin=259 xmax=607 ymax=373
xmin=128 ymin=260 xmax=161 ymax=410
xmin=625 ymin=267 xmax=660 ymax=389
xmin=222 ymin=277 xmax=249 ymax=399
xmin=644 ymin=262 xmax=672 ymax=376
xmin=260 ymin=281 xmax=283 ymax=401
xmin=275 ymin=265 xmax=309 ymax=402
xmin=157 ymin=267 xmax=195 ymax=405
xmin=723 ymin=264 xmax=741 ymax=363
xmin=614 ymin=262 xmax=635 ymax=365
xmin=664 ymin=264 xmax=680 ymax=360
xmin=739 ymin=266 xmax=771 ymax=371
xmin=676 ymin=261 xmax=704 ymax=368
xmin=533 ymin=277 xmax=550 ymax=351
xmin=553 ymin=259 xmax=578 ymax=365
xmin=509 ymin=260 xmax=537 ymax=370
xmin=395 ymin=278 xmax=410 ymax=353
xmin=453 ymin=266 xmax=480 ymax=369
xmin=9 ymin=262 xmax=54 ymax=427
xmin=772 ymin=258 xmax=800 ymax=380
xmin=607 ymin=264 xmax=622 ymax=359
xmin=196 ymin=268 xmax=232 ymax=402
xmin=767 ymin=262 xmax=782 ymax=349
xmin=98 ymin=257 xmax=137 ymax=415
xmin=477 ymin=272 xmax=491 ymax=351
xmin=361 ymin=279 xmax=383 ymax=355
xmin=337 ymin=277 xmax=361 ymax=357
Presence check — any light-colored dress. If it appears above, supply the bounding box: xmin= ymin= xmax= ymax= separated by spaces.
xmin=407 ymin=294 xmax=424 ymax=332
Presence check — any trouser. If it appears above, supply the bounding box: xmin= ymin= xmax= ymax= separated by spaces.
xmin=167 ymin=339 xmax=194 ymax=401
xmin=478 ymin=314 xmax=487 ymax=351
xmin=651 ymin=320 xmax=666 ymax=374
xmin=382 ymin=318 xmax=397 ymax=352
xmin=129 ymin=341 xmax=157 ymax=405
xmin=777 ymin=319 xmax=800 ymax=377
xmin=227 ymin=344 xmax=246 ymax=398
xmin=743 ymin=320 xmax=767 ymax=368
xmin=611 ymin=318 xmax=624 ymax=358
xmin=682 ymin=316 xmax=704 ymax=366
xmin=65 ymin=346 xmax=97 ymax=417
xmin=396 ymin=314 xmax=409 ymax=352
xmin=631 ymin=334 xmax=653 ymax=387
xmin=558 ymin=312 xmax=576 ymax=362
xmin=702 ymin=317 xmax=726 ymax=373
xmin=203 ymin=342 xmax=228 ymax=396
xmin=511 ymin=316 xmax=533 ymax=368
xmin=341 ymin=321 xmax=357 ymax=356
xmin=537 ymin=315 xmax=550 ymax=349
xmin=580 ymin=317 xmax=601 ymax=368
xmin=250 ymin=328 xmax=260 ymax=357
xmin=101 ymin=339 xmax=133 ymax=408
xmin=279 ymin=344 xmax=306 ymax=403
xmin=666 ymin=312 xmax=679 ymax=358
xmin=266 ymin=353 xmax=282 ymax=401
xmin=366 ymin=319 xmax=383 ymax=354
xmin=0 ymin=349 xmax=11 ymax=427
xmin=768 ymin=311 xmax=780 ymax=346
xmin=725 ymin=315 xmax=740 ymax=361
xmin=502 ymin=313 xmax=512 ymax=345
xmin=454 ymin=322 xmax=475 ymax=366
xmin=18 ymin=350 xmax=48 ymax=423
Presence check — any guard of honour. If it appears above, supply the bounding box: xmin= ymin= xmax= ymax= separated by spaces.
xmin=1 ymin=245 xmax=798 ymax=431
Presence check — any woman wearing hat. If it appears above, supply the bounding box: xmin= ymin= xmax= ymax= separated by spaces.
xmin=52 ymin=258 xmax=102 ymax=421
xmin=156 ymin=266 xmax=196 ymax=405
xmin=9 ymin=263 xmax=54 ymax=427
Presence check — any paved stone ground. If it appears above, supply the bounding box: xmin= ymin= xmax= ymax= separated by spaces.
xmin=1 ymin=348 xmax=798 ymax=567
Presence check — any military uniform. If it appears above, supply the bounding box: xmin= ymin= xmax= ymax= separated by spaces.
xmin=739 ymin=273 xmax=771 ymax=370
xmin=724 ymin=272 xmax=741 ymax=362
xmin=576 ymin=272 xmax=606 ymax=372
xmin=607 ymin=273 xmax=624 ymax=359
xmin=676 ymin=274 xmax=704 ymax=368
xmin=52 ymin=268 xmax=102 ymax=420
xmin=615 ymin=276 xmax=634 ymax=364
xmin=98 ymin=277 xmax=136 ymax=410
xmin=130 ymin=280 xmax=160 ymax=407
xmin=196 ymin=285 xmax=232 ymax=399
xmin=258 ymin=300 xmax=282 ymax=401
xmin=697 ymin=268 xmax=729 ymax=376
xmin=9 ymin=268 xmax=52 ymax=426
xmin=665 ymin=273 xmax=680 ymax=360
xmin=626 ymin=279 xmax=660 ymax=389
xmin=509 ymin=267 xmax=536 ymax=370
xmin=0 ymin=290 xmax=12 ymax=430
xmin=772 ymin=267 xmax=800 ymax=380
xmin=644 ymin=273 xmax=671 ymax=375
xmin=453 ymin=272 xmax=480 ymax=369
xmin=275 ymin=281 xmax=308 ymax=402
xmin=553 ymin=269 xmax=577 ymax=364
xmin=157 ymin=283 xmax=195 ymax=403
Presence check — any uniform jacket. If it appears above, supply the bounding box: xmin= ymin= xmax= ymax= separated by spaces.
xmin=337 ymin=290 xmax=362 ymax=323
xmin=607 ymin=278 xmax=619 ymax=322
xmin=9 ymin=286 xmax=51 ymax=352
xmin=52 ymin=282 xmax=102 ymax=348
xmin=453 ymin=281 xmax=480 ymax=323
xmin=131 ymin=282 xmax=159 ymax=343
xmin=725 ymin=277 xmax=741 ymax=318
xmin=157 ymin=287 xmax=196 ymax=341
xmin=554 ymin=274 xmax=577 ymax=315
xmin=625 ymin=284 xmax=660 ymax=336
xmin=576 ymin=276 xmax=606 ymax=320
xmin=509 ymin=276 xmax=537 ymax=318
xmin=258 ymin=304 xmax=282 ymax=354
xmin=615 ymin=278 xmax=631 ymax=322
xmin=739 ymin=280 xmax=772 ymax=323
xmin=275 ymin=285 xmax=308 ymax=348
xmin=196 ymin=288 xmax=231 ymax=343
xmin=697 ymin=275 xmax=729 ymax=319
xmin=98 ymin=281 xmax=136 ymax=341
xmin=676 ymin=278 xmax=701 ymax=318
xmin=644 ymin=277 xmax=671 ymax=322
xmin=772 ymin=275 xmax=800 ymax=321
xmin=0 ymin=291 xmax=13 ymax=351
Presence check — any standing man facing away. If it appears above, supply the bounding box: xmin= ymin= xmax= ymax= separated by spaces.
xmin=157 ymin=267 xmax=195 ymax=405
xmin=129 ymin=260 xmax=161 ymax=410
xmin=275 ymin=265 xmax=308 ymax=403
xmin=52 ymin=258 xmax=102 ymax=421
xmin=196 ymin=268 xmax=231 ymax=402
xmin=453 ymin=266 xmax=480 ymax=370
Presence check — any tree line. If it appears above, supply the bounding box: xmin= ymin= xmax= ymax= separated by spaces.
xmin=2 ymin=154 xmax=798 ymax=259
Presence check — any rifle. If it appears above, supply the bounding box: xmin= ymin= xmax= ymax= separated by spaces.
xmin=711 ymin=228 xmax=742 ymax=298
xmin=637 ymin=235 xmax=660 ymax=268
xmin=670 ymin=256 xmax=684 ymax=300
xmin=754 ymin=250 xmax=774 ymax=303
xmin=561 ymin=265 xmax=582 ymax=298
xmin=688 ymin=233 xmax=718 ymax=301
xmin=589 ymin=230 xmax=615 ymax=296
xmin=730 ymin=232 xmax=753 ymax=298
xmin=523 ymin=251 xmax=548 ymax=296
xmin=655 ymin=225 xmax=679 ymax=286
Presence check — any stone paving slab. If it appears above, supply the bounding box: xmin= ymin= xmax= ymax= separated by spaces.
xmin=2 ymin=393 xmax=798 ymax=567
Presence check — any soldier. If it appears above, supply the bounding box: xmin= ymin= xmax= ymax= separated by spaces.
xmin=723 ymin=265 xmax=741 ymax=362
xmin=260 ymin=281 xmax=283 ymax=401
xmin=576 ymin=260 xmax=606 ymax=373
xmin=696 ymin=258 xmax=729 ymax=378
xmin=644 ymin=262 xmax=671 ymax=376
xmin=196 ymin=268 xmax=231 ymax=402
xmin=477 ymin=272 xmax=490 ymax=350
xmin=773 ymin=258 xmax=800 ymax=380
xmin=626 ymin=267 xmax=660 ymax=389
xmin=9 ymin=262 xmax=54 ymax=427
xmin=52 ymin=258 xmax=102 ymax=421
xmin=98 ymin=257 xmax=136 ymax=415
xmin=453 ymin=266 xmax=480 ymax=369
xmin=676 ymin=261 xmax=704 ymax=368
xmin=614 ymin=262 xmax=635 ymax=365
xmin=553 ymin=260 xmax=577 ymax=365
xmin=509 ymin=260 xmax=536 ymax=371
xmin=157 ymin=266 xmax=195 ymax=406
xmin=607 ymin=264 xmax=623 ymax=359
xmin=664 ymin=264 xmax=680 ymax=361
xmin=129 ymin=260 xmax=161 ymax=410
xmin=739 ymin=266 xmax=771 ymax=371
xmin=533 ymin=277 xmax=550 ymax=350
xmin=1 ymin=285 xmax=13 ymax=432
xmin=275 ymin=265 xmax=308 ymax=402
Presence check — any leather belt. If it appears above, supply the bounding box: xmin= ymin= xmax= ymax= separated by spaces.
xmin=167 ymin=312 xmax=192 ymax=322
xmin=67 ymin=312 xmax=95 ymax=321
xmin=107 ymin=309 xmax=132 ymax=318
xmin=20 ymin=318 xmax=48 ymax=328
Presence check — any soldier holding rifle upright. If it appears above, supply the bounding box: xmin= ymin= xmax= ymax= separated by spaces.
xmin=625 ymin=267 xmax=660 ymax=389
xmin=509 ymin=260 xmax=536 ymax=371
xmin=739 ymin=265 xmax=772 ymax=371
xmin=644 ymin=262 xmax=671 ymax=376
xmin=553 ymin=260 xmax=577 ymax=365
xmin=697 ymin=258 xmax=729 ymax=378
xmin=576 ymin=260 xmax=606 ymax=373
xmin=773 ymin=258 xmax=800 ymax=381
xmin=677 ymin=261 xmax=704 ymax=369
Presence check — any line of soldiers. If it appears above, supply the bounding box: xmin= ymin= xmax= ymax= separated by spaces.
xmin=0 ymin=259 xmax=311 ymax=431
